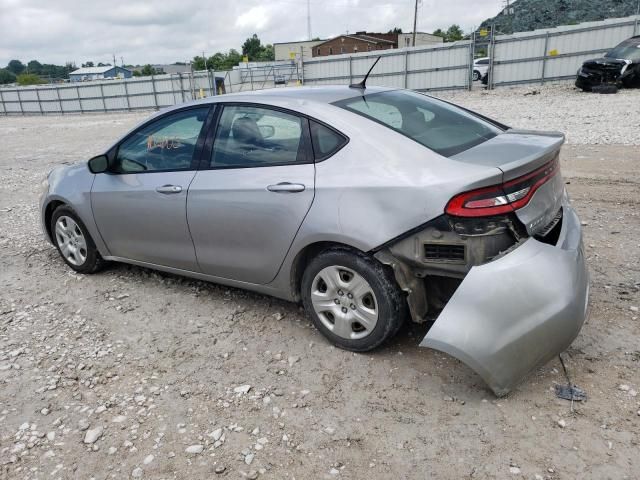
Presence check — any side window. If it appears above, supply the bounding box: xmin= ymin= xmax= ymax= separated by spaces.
xmin=114 ymin=107 xmax=209 ymax=173
xmin=211 ymin=105 xmax=305 ymax=168
xmin=310 ymin=121 xmax=348 ymax=161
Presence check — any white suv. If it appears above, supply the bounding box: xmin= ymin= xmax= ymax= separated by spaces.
xmin=473 ymin=57 xmax=490 ymax=81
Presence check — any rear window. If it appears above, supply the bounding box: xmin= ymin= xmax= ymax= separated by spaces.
xmin=333 ymin=90 xmax=502 ymax=157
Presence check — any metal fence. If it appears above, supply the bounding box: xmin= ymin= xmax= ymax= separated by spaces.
xmin=1 ymin=14 xmax=638 ymax=115
xmin=0 ymin=64 xmax=303 ymax=115
xmin=302 ymin=40 xmax=473 ymax=91
xmin=487 ymin=15 xmax=640 ymax=88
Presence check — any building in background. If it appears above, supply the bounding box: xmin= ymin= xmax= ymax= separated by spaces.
xmin=274 ymin=39 xmax=327 ymax=61
xmin=69 ymin=66 xmax=132 ymax=82
xmin=151 ymin=64 xmax=190 ymax=75
xmin=312 ymin=31 xmax=443 ymax=57
xmin=397 ymin=32 xmax=444 ymax=48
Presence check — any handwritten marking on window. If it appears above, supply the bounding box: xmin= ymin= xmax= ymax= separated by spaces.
xmin=147 ymin=135 xmax=184 ymax=151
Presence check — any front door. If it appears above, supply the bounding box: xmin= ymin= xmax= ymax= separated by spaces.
xmin=188 ymin=104 xmax=315 ymax=284
xmin=92 ymin=106 xmax=211 ymax=271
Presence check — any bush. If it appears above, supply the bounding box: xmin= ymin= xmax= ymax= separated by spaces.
xmin=17 ymin=73 xmax=45 ymax=86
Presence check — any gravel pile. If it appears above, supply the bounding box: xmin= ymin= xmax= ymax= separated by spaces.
xmin=435 ymin=83 xmax=640 ymax=146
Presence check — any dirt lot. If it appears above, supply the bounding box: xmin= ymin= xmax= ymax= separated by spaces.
xmin=1 ymin=86 xmax=639 ymax=479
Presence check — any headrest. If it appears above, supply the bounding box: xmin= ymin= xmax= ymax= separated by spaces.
xmin=231 ymin=116 xmax=263 ymax=143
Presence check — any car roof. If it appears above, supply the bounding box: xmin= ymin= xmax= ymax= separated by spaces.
xmin=144 ymin=85 xmax=401 ymax=126
xmin=207 ymin=85 xmax=396 ymax=105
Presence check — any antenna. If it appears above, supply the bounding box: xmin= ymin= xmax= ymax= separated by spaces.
xmin=349 ymin=56 xmax=381 ymax=89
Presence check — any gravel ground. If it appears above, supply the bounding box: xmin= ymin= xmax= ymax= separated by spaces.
xmin=1 ymin=85 xmax=639 ymax=479
xmin=435 ymin=83 xmax=640 ymax=146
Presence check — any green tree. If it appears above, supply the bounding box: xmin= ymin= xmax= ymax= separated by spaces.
xmin=16 ymin=73 xmax=44 ymax=86
xmin=242 ymin=34 xmax=263 ymax=60
xmin=139 ymin=64 xmax=158 ymax=76
xmin=445 ymin=24 xmax=464 ymax=42
xmin=0 ymin=69 xmax=17 ymax=84
xmin=388 ymin=27 xmax=403 ymax=34
xmin=432 ymin=25 xmax=464 ymax=42
xmin=27 ymin=60 xmax=42 ymax=74
xmin=225 ymin=49 xmax=243 ymax=69
xmin=7 ymin=60 xmax=25 ymax=75
xmin=192 ymin=55 xmax=207 ymax=71
xmin=81 ymin=61 xmax=94 ymax=68
xmin=192 ymin=49 xmax=245 ymax=72
xmin=256 ymin=44 xmax=274 ymax=62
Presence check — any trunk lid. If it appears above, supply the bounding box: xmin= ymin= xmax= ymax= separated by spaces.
xmin=450 ymin=130 xmax=565 ymax=236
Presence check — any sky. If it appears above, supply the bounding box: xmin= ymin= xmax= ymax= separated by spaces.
xmin=0 ymin=0 xmax=504 ymax=67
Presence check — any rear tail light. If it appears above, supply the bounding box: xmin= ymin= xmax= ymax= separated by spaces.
xmin=445 ymin=157 xmax=560 ymax=217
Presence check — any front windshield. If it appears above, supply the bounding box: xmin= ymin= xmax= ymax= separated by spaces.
xmin=605 ymin=39 xmax=640 ymax=61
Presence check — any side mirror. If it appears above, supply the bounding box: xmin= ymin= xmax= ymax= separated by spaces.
xmin=88 ymin=155 xmax=109 ymax=174
xmin=258 ymin=125 xmax=275 ymax=139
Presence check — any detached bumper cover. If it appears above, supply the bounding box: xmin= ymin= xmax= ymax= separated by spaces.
xmin=421 ymin=202 xmax=589 ymax=396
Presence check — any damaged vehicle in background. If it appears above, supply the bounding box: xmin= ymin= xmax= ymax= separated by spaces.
xmin=576 ymin=35 xmax=640 ymax=92
xmin=40 ymin=83 xmax=589 ymax=397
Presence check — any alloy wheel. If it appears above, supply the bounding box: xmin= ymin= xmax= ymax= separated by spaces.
xmin=55 ymin=216 xmax=87 ymax=266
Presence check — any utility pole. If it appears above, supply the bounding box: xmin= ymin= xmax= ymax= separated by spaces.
xmin=412 ymin=0 xmax=418 ymax=47
xmin=307 ymin=0 xmax=312 ymax=40
xmin=113 ymin=54 xmax=116 ymax=68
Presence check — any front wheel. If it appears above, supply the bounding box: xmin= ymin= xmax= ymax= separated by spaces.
xmin=301 ymin=248 xmax=406 ymax=352
xmin=473 ymin=70 xmax=481 ymax=81
xmin=51 ymin=205 xmax=105 ymax=274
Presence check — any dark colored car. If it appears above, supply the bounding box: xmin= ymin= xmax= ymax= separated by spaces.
xmin=575 ymin=36 xmax=640 ymax=91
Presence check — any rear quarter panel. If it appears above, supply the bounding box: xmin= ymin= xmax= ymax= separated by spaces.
xmin=264 ymin=100 xmax=508 ymax=293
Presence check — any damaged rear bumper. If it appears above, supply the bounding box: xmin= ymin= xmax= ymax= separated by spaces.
xmin=421 ymin=201 xmax=589 ymax=396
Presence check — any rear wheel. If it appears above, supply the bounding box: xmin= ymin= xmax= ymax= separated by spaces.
xmin=51 ymin=205 xmax=105 ymax=274
xmin=301 ymin=248 xmax=406 ymax=352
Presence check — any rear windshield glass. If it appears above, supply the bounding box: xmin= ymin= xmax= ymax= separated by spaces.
xmin=333 ymin=90 xmax=501 ymax=157
xmin=605 ymin=38 xmax=640 ymax=61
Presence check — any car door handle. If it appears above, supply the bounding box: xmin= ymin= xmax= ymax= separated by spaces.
xmin=155 ymin=185 xmax=183 ymax=194
xmin=267 ymin=182 xmax=306 ymax=193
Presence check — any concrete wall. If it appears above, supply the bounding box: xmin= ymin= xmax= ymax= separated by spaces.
xmin=397 ymin=33 xmax=444 ymax=48
xmin=274 ymin=40 xmax=325 ymax=61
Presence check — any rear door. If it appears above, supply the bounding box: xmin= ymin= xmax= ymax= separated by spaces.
xmin=187 ymin=104 xmax=315 ymax=284
xmin=92 ymin=106 xmax=212 ymax=271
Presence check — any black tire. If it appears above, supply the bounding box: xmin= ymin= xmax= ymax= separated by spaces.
xmin=51 ymin=205 xmax=105 ymax=274
xmin=473 ymin=70 xmax=481 ymax=81
xmin=592 ymin=84 xmax=618 ymax=94
xmin=301 ymin=247 xmax=406 ymax=352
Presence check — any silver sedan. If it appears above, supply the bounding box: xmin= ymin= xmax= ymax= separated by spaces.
xmin=40 ymin=86 xmax=589 ymax=396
